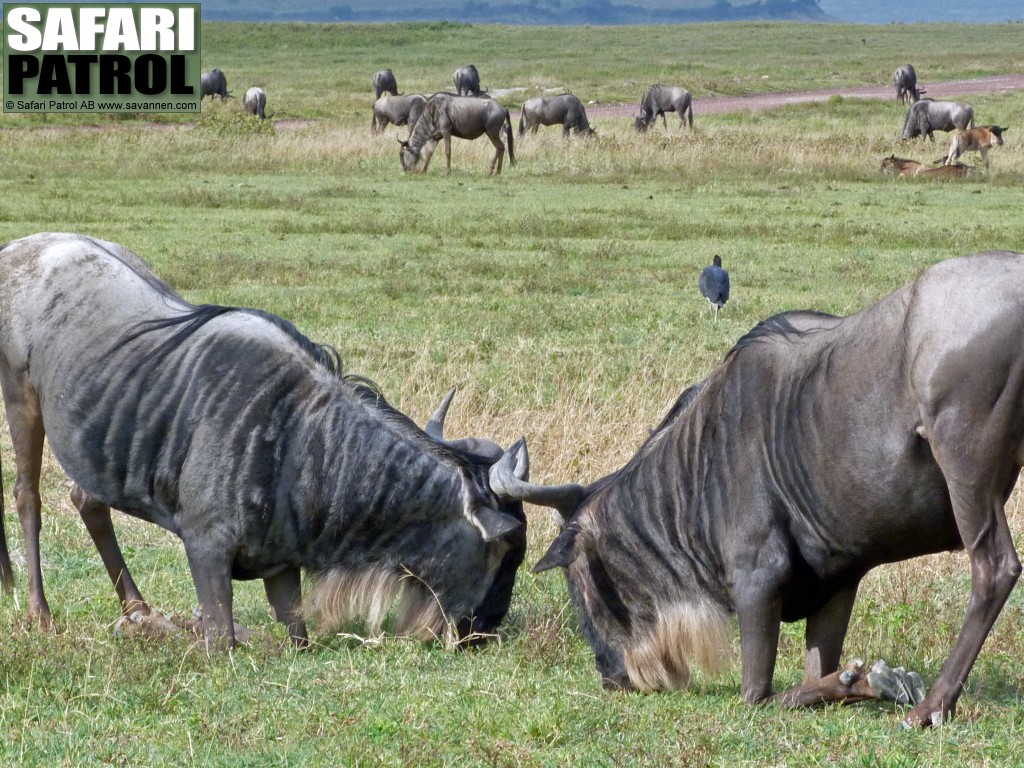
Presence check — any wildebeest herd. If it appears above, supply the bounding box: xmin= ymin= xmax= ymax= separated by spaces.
xmin=0 ymin=59 xmax=1020 ymax=734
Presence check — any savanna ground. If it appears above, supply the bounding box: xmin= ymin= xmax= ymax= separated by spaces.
xmin=1 ymin=20 xmax=1024 ymax=767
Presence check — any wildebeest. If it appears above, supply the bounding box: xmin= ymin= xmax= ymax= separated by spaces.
xmin=902 ymin=99 xmax=974 ymax=141
xmin=493 ymin=250 xmax=1024 ymax=728
xmin=399 ymin=93 xmax=515 ymax=175
xmin=200 ymin=68 xmax=231 ymax=101
xmin=893 ymin=64 xmax=920 ymax=104
xmin=243 ymin=86 xmax=267 ymax=120
xmin=881 ymin=155 xmax=974 ymax=178
xmin=633 ymin=85 xmax=693 ymax=133
xmin=453 ymin=65 xmax=484 ymax=97
xmin=0 ymin=232 xmax=530 ymax=648
xmin=699 ymin=255 xmax=730 ymax=321
xmin=518 ymin=94 xmax=595 ymax=138
xmin=945 ymin=125 xmax=1006 ymax=169
xmin=372 ymin=93 xmax=427 ymax=135
xmin=373 ymin=69 xmax=398 ymax=99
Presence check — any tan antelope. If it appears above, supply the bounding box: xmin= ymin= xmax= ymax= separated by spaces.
xmin=946 ymin=125 xmax=1006 ymax=169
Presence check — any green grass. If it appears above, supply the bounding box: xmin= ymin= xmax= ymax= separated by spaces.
xmin=0 ymin=20 xmax=1023 ymax=767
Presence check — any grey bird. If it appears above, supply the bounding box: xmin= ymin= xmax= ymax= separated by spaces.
xmin=699 ymin=255 xmax=730 ymax=321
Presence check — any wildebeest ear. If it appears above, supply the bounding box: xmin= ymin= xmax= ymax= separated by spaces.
xmin=533 ymin=523 xmax=579 ymax=573
xmin=473 ymin=506 xmax=524 ymax=542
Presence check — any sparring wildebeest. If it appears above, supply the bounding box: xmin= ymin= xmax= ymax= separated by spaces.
xmin=493 ymin=250 xmax=1024 ymax=728
xmin=893 ymin=64 xmax=920 ymax=104
xmin=881 ymin=155 xmax=974 ymax=178
xmin=518 ymin=94 xmax=595 ymax=138
xmin=453 ymin=65 xmax=483 ymax=97
xmin=945 ymin=125 xmax=1006 ymax=169
xmin=399 ymin=93 xmax=515 ymax=175
xmin=0 ymin=232 xmax=530 ymax=648
xmin=902 ymin=99 xmax=974 ymax=141
xmin=633 ymin=85 xmax=693 ymax=133
xmin=243 ymin=86 xmax=267 ymax=120
xmin=200 ymin=68 xmax=231 ymax=101
xmin=373 ymin=69 xmax=398 ymax=99
xmin=372 ymin=93 xmax=427 ymax=135
xmin=698 ymin=255 xmax=729 ymax=321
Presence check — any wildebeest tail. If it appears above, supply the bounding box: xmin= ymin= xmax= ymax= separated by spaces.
xmin=0 ymin=466 xmax=12 ymax=591
xmin=686 ymin=102 xmax=693 ymax=129
xmin=518 ymin=111 xmax=525 ymax=138
xmin=505 ymin=110 xmax=516 ymax=166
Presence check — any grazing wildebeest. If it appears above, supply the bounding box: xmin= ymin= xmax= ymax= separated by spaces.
xmin=493 ymin=250 xmax=1024 ymax=728
xmin=633 ymin=85 xmax=693 ymax=133
xmin=945 ymin=125 xmax=1006 ymax=169
xmin=200 ymin=68 xmax=231 ymax=101
xmin=881 ymin=155 xmax=974 ymax=178
xmin=399 ymin=93 xmax=515 ymax=175
xmin=373 ymin=69 xmax=398 ymax=99
xmin=372 ymin=93 xmax=427 ymax=135
xmin=698 ymin=255 xmax=730 ymax=321
xmin=453 ymin=65 xmax=483 ymax=97
xmin=0 ymin=232 xmax=530 ymax=648
xmin=243 ymin=86 xmax=267 ymax=120
xmin=893 ymin=64 xmax=920 ymax=104
xmin=518 ymin=94 xmax=595 ymax=138
xmin=902 ymin=99 xmax=974 ymax=141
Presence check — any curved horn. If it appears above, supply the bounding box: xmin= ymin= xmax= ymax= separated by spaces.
xmin=425 ymin=387 xmax=456 ymax=440
xmin=489 ymin=438 xmax=585 ymax=523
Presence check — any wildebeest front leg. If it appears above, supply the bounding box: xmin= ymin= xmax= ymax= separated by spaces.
xmin=70 ymin=484 xmax=149 ymax=616
xmin=183 ymin=540 xmax=237 ymax=648
xmin=769 ymin=584 xmax=879 ymax=707
xmin=444 ymin=135 xmax=453 ymax=175
xmin=264 ymin=566 xmax=308 ymax=647
xmin=736 ymin=588 xmax=783 ymax=704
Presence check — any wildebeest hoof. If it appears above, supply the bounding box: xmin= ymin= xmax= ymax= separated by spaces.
xmin=838 ymin=658 xmax=865 ymax=687
xmin=867 ymin=659 xmax=926 ymax=705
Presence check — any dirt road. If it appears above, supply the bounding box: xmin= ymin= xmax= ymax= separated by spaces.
xmin=586 ymin=73 xmax=1024 ymax=119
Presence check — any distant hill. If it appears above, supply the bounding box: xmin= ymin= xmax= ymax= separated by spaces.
xmin=200 ymin=0 xmax=834 ymax=24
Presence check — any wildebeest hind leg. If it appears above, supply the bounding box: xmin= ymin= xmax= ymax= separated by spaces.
xmin=903 ymin=456 xmax=1021 ymax=727
xmin=488 ymin=133 xmax=504 ymax=175
xmin=70 ymin=484 xmax=149 ymax=616
xmin=264 ymin=566 xmax=309 ymax=647
xmin=1 ymin=373 xmax=52 ymax=628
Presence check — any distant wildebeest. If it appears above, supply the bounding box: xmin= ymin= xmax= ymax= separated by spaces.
xmin=399 ymin=93 xmax=515 ymax=175
xmin=0 ymin=232 xmax=530 ymax=648
xmin=243 ymin=86 xmax=267 ymax=120
xmin=945 ymin=125 xmax=1006 ymax=169
xmin=373 ymin=69 xmax=399 ymax=99
xmin=453 ymin=65 xmax=484 ymax=97
xmin=633 ymin=85 xmax=693 ymax=133
xmin=494 ymin=250 xmax=1024 ymax=728
xmin=893 ymin=64 xmax=920 ymax=104
xmin=518 ymin=94 xmax=595 ymax=138
xmin=881 ymin=155 xmax=974 ymax=178
xmin=372 ymin=93 xmax=427 ymax=135
xmin=902 ymin=99 xmax=974 ymax=141
xmin=699 ymin=255 xmax=730 ymax=321
xmin=200 ymin=68 xmax=231 ymax=101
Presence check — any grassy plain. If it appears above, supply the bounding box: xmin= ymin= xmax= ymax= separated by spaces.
xmin=0 ymin=20 xmax=1023 ymax=767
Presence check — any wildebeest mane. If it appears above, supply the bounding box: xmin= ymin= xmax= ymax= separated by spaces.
xmin=115 ymin=304 xmax=343 ymax=376
xmin=726 ymin=310 xmax=838 ymax=361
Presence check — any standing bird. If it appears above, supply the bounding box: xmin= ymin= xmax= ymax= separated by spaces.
xmin=699 ymin=255 xmax=730 ymax=321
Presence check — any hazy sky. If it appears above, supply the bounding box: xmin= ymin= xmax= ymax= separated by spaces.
xmin=817 ymin=0 xmax=1023 ymax=24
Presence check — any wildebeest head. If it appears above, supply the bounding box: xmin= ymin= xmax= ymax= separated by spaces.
xmin=398 ymin=136 xmax=440 ymax=173
xmin=490 ymin=386 xmax=729 ymax=690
